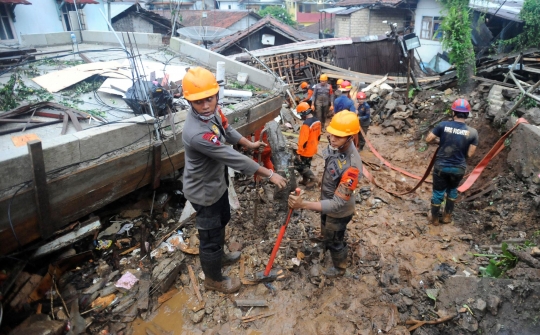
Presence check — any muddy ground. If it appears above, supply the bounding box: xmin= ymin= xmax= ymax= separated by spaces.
xmin=126 ymin=105 xmax=540 ymax=334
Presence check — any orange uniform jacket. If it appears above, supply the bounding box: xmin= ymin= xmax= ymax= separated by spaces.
xmin=301 ymin=89 xmax=313 ymax=103
xmin=296 ymin=117 xmax=322 ymax=158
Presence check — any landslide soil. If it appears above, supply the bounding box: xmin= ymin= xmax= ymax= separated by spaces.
xmin=128 ymin=110 xmax=540 ymax=335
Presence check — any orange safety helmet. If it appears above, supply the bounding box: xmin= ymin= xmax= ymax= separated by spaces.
xmin=336 ymin=79 xmax=344 ymax=86
xmin=300 ymin=82 xmax=309 ymax=89
xmin=296 ymin=102 xmax=311 ymax=116
xmin=182 ymin=67 xmax=219 ymax=101
xmin=356 ymin=92 xmax=367 ymax=100
xmin=320 ymin=74 xmax=328 ymax=81
xmin=327 ymin=110 xmax=360 ymax=137
xmin=340 ymin=80 xmax=352 ymax=91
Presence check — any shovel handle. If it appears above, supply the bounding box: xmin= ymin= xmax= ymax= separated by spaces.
xmin=263 ymin=188 xmax=301 ymax=277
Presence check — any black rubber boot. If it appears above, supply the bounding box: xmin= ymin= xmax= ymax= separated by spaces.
xmin=442 ymin=198 xmax=455 ymax=224
xmin=200 ymin=249 xmax=241 ymax=293
xmin=219 ymin=228 xmax=241 ymax=265
xmin=430 ymin=203 xmax=440 ymax=226
xmin=325 ymin=246 xmax=348 ymax=278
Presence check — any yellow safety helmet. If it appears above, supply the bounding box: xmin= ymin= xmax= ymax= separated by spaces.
xmin=327 ymin=111 xmax=360 ymax=137
xmin=320 ymin=74 xmax=328 ymax=81
xmin=182 ymin=67 xmax=219 ymax=101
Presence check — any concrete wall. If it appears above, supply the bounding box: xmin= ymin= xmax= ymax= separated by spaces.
xmin=113 ymin=15 xmax=154 ymax=34
xmin=20 ymin=31 xmax=162 ymax=48
xmin=414 ymin=0 xmax=444 ymax=63
xmin=170 ymin=37 xmax=279 ymax=90
xmin=335 ymin=8 xmax=407 ymax=38
xmin=0 ymin=115 xmax=154 ymax=193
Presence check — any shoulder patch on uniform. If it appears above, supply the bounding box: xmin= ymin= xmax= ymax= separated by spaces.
xmin=202 ymin=132 xmax=221 ymax=146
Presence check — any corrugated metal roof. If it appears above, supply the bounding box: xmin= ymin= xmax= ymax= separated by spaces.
xmin=320 ymin=7 xmax=347 ymax=13
xmin=336 ymin=0 xmax=402 ymax=7
xmin=65 ymin=0 xmax=99 ymax=4
xmin=469 ymin=0 xmax=524 ymax=22
xmin=229 ymin=37 xmax=353 ymax=59
xmin=335 ymin=39 xmax=402 ymax=75
xmin=335 ymin=7 xmax=365 ymax=15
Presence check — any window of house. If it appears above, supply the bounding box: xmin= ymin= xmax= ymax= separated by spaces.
xmin=420 ymin=16 xmax=443 ymax=41
xmin=228 ymin=4 xmax=231 ymax=9
xmin=0 ymin=4 xmax=15 ymax=41
xmin=61 ymin=3 xmax=77 ymax=31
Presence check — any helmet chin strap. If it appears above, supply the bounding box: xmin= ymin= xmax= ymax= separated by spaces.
xmin=327 ymin=135 xmax=353 ymax=151
xmin=189 ymin=95 xmax=219 ymax=121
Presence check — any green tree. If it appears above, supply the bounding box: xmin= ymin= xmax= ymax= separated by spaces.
xmin=506 ymin=0 xmax=540 ymax=50
xmin=439 ymin=0 xmax=476 ymax=92
xmin=258 ymin=6 xmax=296 ymax=26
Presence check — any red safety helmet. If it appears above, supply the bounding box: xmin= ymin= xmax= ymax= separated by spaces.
xmin=356 ymin=92 xmax=367 ymax=100
xmin=340 ymin=80 xmax=352 ymax=91
xmin=451 ymin=99 xmax=471 ymax=113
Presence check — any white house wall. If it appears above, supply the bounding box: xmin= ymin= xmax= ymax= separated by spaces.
xmin=13 ymin=1 xmax=65 ymax=36
xmin=13 ymin=0 xmax=108 ymax=38
xmin=218 ymin=1 xmax=245 ymax=10
xmin=414 ymin=0 xmax=444 ymax=64
xmin=227 ymin=16 xmax=259 ymax=33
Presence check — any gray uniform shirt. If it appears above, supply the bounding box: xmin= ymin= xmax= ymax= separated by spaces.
xmin=320 ymin=143 xmax=362 ymax=217
xmin=182 ymin=107 xmax=260 ymax=206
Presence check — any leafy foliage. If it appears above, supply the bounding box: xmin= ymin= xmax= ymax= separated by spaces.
xmin=0 ymin=73 xmax=53 ymax=111
xmin=475 ymin=243 xmax=518 ymax=278
xmin=258 ymin=6 xmax=296 ymax=26
xmin=505 ymin=0 xmax=540 ymax=50
xmin=439 ymin=0 xmax=476 ymax=86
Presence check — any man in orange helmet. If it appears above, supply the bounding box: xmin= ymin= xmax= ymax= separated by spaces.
xmin=182 ymin=67 xmax=287 ymax=293
xmin=311 ymin=74 xmax=334 ymax=128
xmin=289 ymin=111 xmax=362 ymax=278
xmin=294 ymin=102 xmax=321 ymax=187
xmin=356 ymin=91 xmax=371 ymax=151
xmin=299 ymin=81 xmax=314 ymax=103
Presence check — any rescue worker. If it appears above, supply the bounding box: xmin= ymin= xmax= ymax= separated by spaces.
xmin=182 ymin=67 xmax=287 ymax=293
xmin=336 ymin=79 xmax=344 ymax=87
xmin=425 ymin=98 xmax=478 ymax=225
xmin=311 ymin=74 xmax=334 ymax=128
xmin=288 ymin=111 xmax=362 ymax=277
xmin=334 ymin=81 xmax=356 ymax=114
xmin=294 ymin=102 xmax=322 ymax=187
xmin=299 ymin=82 xmax=314 ymax=103
xmin=356 ymin=92 xmax=371 ymax=151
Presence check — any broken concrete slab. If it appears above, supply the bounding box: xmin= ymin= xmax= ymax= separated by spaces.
xmin=523 ymin=107 xmax=540 ymax=126
xmin=152 ymin=254 xmax=184 ymax=293
xmin=8 ymin=314 xmax=66 ymax=335
xmin=507 ymin=123 xmax=540 ymax=184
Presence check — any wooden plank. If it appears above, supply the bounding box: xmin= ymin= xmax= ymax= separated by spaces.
xmin=32 ymin=218 xmax=101 ymax=258
xmin=28 ymin=140 xmax=54 ymax=238
xmin=471 ymin=76 xmax=517 ymax=88
xmin=235 ymin=299 xmax=268 ymax=307
xmin=32 ymin=69 xmax=100 ymax=93
xmin=152 ymin=142 xmax=162 ymax=190
xmin=79 ymin=53 xmax=93 ymax=64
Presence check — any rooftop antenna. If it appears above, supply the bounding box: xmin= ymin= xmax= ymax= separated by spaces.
xmin=177 ymin=26 xmax=232 ymax=49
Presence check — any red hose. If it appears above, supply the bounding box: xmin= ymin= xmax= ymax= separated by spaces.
xmin=264 ymin=188 xmax=301 ymax=277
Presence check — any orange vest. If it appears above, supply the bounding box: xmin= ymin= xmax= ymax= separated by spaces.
xmin=297 ymin=117 xmax=322 ymax=158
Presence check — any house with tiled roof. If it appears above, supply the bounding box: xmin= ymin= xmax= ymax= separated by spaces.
xmin=211 ymin=14 xmax=307 ymax=55
xmin=154 ymin=9 xmax=262 ymax=34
